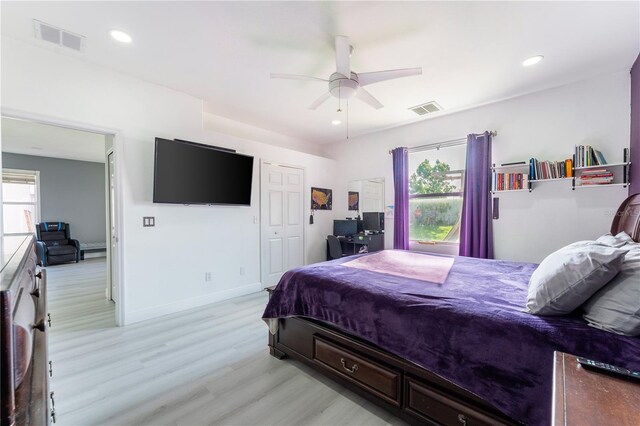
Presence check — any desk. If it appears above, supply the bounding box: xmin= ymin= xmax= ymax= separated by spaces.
xmin=552 ymin=351 xmax=640 ymax=426
xmin=339 ymin=236 xmax=370 ymax=255
xmin=326 ymin=233 xmax=384 ymax=260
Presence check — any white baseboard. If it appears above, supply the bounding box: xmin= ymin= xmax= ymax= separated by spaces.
xmin=83 ymin=252 xmax=106 ymax=259
xmin=124 ymin=282 xmax=262 ymax=325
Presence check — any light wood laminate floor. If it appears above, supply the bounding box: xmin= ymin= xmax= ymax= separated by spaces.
xmin=48 ymin=259 xmax=406 ymax=426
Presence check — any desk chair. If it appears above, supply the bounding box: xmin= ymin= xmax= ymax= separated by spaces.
xmin=327 ymin=235 xmax=347 ymax=260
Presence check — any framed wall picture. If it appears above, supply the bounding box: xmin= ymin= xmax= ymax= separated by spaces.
xmin=348 ymin=191 xmax=359 ymax=211
xmin=311 ymin=187 xmax=332 ymax=210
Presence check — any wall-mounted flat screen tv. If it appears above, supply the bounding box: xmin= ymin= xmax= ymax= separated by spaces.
xmin=153 ymin=138 xmax=254 ymax=205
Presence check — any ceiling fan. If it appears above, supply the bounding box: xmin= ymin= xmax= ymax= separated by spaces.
xmin=271 ymin=35 xmax=422 ymax=110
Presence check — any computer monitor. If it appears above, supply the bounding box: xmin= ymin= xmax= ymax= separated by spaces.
xmin=363 ymin=212 xmax=384 ymax=232
xmin=333 ymin=219 xmax=358 ymax=237
xmin=347 ymin=217 xmax=364 ymax=233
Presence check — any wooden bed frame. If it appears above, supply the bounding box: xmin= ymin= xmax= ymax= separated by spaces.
xmin=267 ymin=194 xmax=640 ymax=426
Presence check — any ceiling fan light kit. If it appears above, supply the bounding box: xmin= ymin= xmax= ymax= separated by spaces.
xmin=271 ymin=35 xmax=422 ymax=111
xmin=329 ymin=72 xmax=359 ymax=99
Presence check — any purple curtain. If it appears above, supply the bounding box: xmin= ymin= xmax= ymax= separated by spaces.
xmin=392 ymin=147 xmax=409 ymax=250
xmin=459 ymin=132 xmax=494 ymax=259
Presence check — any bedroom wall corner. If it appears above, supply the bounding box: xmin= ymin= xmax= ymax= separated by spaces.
xmin=630 ymin=53 xmax=640 ymax=195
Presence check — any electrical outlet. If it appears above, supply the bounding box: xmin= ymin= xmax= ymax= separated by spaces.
xmin=143 ymin=217 xmax=155 ymax=227
xmin=204 ymin=272 xmax=212 ymax=282
xmin=240 ymin=267 xmax=245 ymax=276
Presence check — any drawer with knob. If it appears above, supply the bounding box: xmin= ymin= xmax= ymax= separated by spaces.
xmin=312 ymin=336 xmax=401 ymax=406
xmin=405 ymin=377 xmax=499 ymax=426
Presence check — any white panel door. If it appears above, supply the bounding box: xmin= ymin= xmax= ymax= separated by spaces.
xmin=362 ymin=180 xmax=383 ymax=212
xmin=261 ymin=162 xmax=304 ymax=287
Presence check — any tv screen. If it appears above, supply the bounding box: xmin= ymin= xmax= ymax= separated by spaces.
xmin=153 ymin=138 xmax=254 ymax=205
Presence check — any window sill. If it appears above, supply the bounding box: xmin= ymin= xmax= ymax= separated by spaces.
xmin=409 ymin=240 xmax=459 ymax=256
xmin=411 ymin=240 xmax=459 ymax=246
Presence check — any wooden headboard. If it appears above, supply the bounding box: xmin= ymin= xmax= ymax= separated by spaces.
xmin=611 ymin=194 xmax=640 ymax=242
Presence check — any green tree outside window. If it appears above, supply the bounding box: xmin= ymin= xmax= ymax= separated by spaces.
xmin=409 ymin=159 xmax=457 ymax=195
xmin=409 ymin=158 xmax=462 ymax=242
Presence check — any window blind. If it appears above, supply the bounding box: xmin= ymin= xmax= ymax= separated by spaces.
xmin=2 ymin=171 xmax=37 ymax=184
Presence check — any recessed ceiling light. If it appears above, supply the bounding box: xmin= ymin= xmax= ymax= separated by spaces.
xmin=110 ymin=30 xmax=132 ymax=43
xmin=331 ymin=120 xmax=341 ymax=126
xmin=522 ymin=55 xmax=544 ymax=67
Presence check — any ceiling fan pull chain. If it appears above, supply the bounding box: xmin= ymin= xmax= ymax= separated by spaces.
xmin=337 ymin=81 xmax=342 ymax=112
xmin=346 ymin=99 xmax=349 ymax=140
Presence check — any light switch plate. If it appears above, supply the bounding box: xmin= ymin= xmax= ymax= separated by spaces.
xmin=143 ymin=217 xmax=155 ymax=227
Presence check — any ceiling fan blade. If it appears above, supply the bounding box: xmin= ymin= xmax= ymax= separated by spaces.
xmin=355 ymin=88 xmax=383 ymax=109
xmin=335 ymin=35 xmax=351 ymax=78
xmin=358 ymin=67 xmax=422 ymax=87
xmin=270 ymin=73 xmax=328 ymax=82
xmin=309 ymin=92 xmax=331 ymax=110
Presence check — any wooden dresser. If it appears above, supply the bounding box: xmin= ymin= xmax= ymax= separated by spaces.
xmin=1 ymin=235 xmax=52 ymax=426
xmin=552 ymin=351 xmax=640 ymax=426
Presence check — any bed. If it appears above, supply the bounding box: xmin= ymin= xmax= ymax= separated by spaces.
xmin=262 ymin=194 xmax=640 ymax=426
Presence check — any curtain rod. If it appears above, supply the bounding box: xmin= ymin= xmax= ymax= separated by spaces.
xmin=388 ymin=131 xmax=497 ymax=154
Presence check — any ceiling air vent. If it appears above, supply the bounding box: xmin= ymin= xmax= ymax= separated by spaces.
xmin=410 ymin=101 xmax=443 ymax=116
xmin=34 ymin=20 xmax=85 ymax=52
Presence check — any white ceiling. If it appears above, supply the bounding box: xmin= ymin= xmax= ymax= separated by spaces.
xmin=1 ymin=117 xmax=106 ymax=163
xmin=1 ymin=1 xmax=638 ymax=145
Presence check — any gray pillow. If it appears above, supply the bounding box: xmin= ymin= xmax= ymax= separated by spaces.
xmin=526 ymin=242 xmax=628 ymax=316
xmin=596 ymin=232 xmax=635 ymax=248
xmin=583 ymin=243 xmax=640 ymax=336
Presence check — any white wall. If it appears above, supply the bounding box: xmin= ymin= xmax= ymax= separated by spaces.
xmin=1 ymin=37 xmax=336 ymax=324
xmin=325 ymin=71 xmax=631 ymax=262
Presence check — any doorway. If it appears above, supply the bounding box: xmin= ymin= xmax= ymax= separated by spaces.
xmin=0 ymin=112 xmax=124 ymax=326
xmin=260 ymin=161 xmax=304 ymax=288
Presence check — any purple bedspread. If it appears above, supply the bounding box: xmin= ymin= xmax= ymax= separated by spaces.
xmin=262 ymin=250 xmax=640 ymax=425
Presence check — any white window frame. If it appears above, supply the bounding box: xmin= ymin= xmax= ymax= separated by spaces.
xmin=2 ymin=168 xmax=41 ymax=236
xmin=408 ymin=144 xmax=466 ymax=249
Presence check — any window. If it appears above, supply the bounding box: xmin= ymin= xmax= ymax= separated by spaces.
xmin=408 ymin=144 xmax=466 ymax=244
xmin=2 ymin=170 xmax=40 ymax=236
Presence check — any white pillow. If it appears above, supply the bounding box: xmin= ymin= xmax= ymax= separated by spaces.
xmin=596 ymin=231 xmax=635 ymax=248
xmin=526 ymin=241 xmax=628 ymax=316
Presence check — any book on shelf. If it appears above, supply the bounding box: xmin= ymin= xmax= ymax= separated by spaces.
xmin=576 ymin=168 xmax=614 ymax=186
xmin=493 ymin=172 xmax=528 ymax=191
xmin=574 ymin=145 xmax=607 ymax=168
xmin=529 ymin=158 xmax=572 ymax=180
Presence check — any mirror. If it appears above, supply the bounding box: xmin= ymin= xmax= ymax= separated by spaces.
xmin=346 ymin=178 xmax=384 ymax=221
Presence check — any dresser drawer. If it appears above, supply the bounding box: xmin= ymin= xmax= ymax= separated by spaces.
xmin=406 ymin=378 xmax=498 ymax=425
xmin=313 ymin=336 xmax=401 ymax=405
